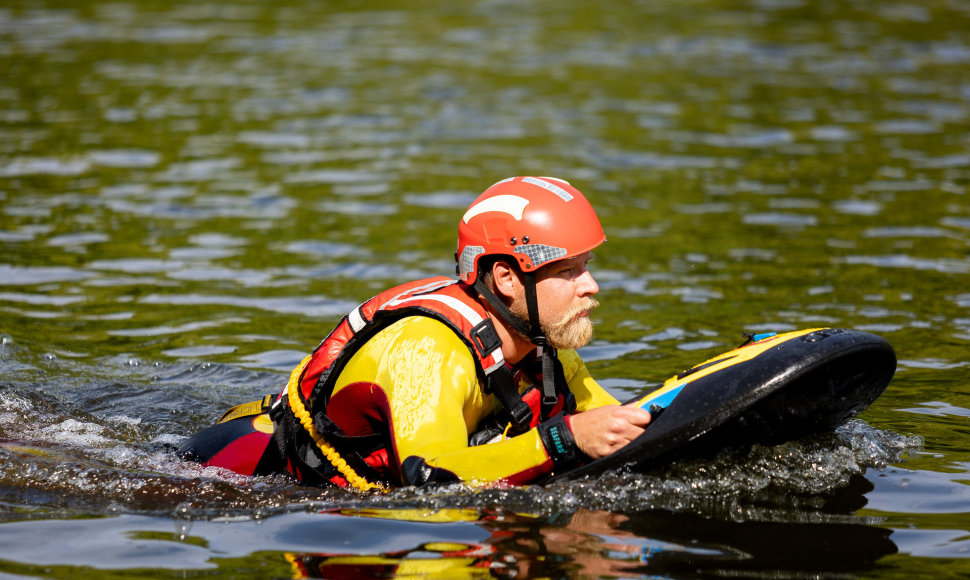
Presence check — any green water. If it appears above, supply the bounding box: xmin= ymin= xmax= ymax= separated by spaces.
xmin=1 ymin=0 xmax=969 ymax=577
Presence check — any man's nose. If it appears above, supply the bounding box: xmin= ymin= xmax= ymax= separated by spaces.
xmin=578 ymin=270 xmax=599 ymax=297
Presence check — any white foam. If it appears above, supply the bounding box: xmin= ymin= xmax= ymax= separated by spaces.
xmin=41 ymin=419 xmax=112 ymax=447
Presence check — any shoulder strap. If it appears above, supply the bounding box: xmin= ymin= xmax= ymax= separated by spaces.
xmin=469 ymin=317 xmax=533 ymax=430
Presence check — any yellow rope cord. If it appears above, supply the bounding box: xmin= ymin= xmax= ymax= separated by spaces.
xmin=501 ymin=422 xmax=513 ymax=442
xmin=284 ymin=553 xmax=305 ymax=579
xmin=286 ymin=355 xmax=386 ymax=493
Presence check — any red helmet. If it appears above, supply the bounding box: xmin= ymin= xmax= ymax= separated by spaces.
xmin=457 ymin=176 xmax=606 ymax=284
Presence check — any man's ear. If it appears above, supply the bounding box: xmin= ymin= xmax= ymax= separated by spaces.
xmin=490 ymin=259 xmax=520 ymax=302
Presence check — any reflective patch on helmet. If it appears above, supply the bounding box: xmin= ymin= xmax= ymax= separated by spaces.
xmin=458 ymin=245 xmax=485 ymax=277
xmin=538 ymin=176 xmax=571 ymax=185
xmin=462 ymin=194 xmax=530 ymax=224
xmin=514 ymin=244 xmax=567 ymax=268
xmin=522 ymin=177 xmax=573 ymax=202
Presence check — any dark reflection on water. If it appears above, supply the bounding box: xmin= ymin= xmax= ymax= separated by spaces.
xmin=0 ymin=502 xmax=902 ymax=578
xmin=3 ymin=0 xmax=970 ymax=575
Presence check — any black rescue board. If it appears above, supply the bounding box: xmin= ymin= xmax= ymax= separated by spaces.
xmin=549 ymin=328 xmax=896 ymax=482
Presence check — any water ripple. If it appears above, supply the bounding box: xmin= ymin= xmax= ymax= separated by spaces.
xmin=138 ymin=293 xmax=358 ymax=317
xmin=0 ymin=264 xmax=93 ymax=285
xmin=0 ymin=156 xmax=89 ymax=176
xmin=742 ymin=212 xmax=819 ymax=227
xmin=841 ymin=254 xmax=970 ymax=274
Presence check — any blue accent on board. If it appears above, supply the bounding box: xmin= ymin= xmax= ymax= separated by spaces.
xmin=638 ymin=384 xmax=685 ymax=411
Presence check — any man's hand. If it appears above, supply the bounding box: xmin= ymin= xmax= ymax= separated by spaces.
xmin=568 ymin=404 xmax=652 ymax=460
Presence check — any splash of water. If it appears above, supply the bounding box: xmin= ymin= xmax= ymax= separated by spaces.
xmin=342 ymin=420 xmax=921 ymax=523
xmin=0 ymin=347 xmax=922 ymax=524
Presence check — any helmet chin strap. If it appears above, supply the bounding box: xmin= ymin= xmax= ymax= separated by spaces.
xmin=472 ymin=277 xmax=534 ymax=341
xmin=473 ymin=273 xmax=560 ymax=417
xmin=521 ymin=272 xmax=560 ymax=415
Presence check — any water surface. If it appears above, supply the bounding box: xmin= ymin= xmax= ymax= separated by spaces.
xmin=2 ymin=0 xmax=969 ymax=577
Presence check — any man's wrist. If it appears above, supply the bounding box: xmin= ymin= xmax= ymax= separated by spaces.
xmin=537 ymin=414 xmax=584 ymax=470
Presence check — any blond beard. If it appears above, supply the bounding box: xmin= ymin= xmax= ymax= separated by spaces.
xmin=511 ymin=297 xmax=599 ymax=351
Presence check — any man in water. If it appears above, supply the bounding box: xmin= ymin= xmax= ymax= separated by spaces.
xmin=179 ymin=176 xmax=652 ymax=488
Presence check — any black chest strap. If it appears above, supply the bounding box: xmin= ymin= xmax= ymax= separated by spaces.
xmin=484 ymin=364 xmax=532 ymax=431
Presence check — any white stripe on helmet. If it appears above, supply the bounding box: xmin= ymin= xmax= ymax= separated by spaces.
xmin=462 ymin=194 xmax=530 ymax=224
